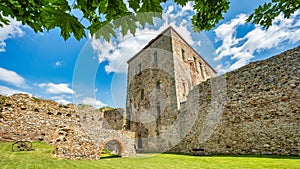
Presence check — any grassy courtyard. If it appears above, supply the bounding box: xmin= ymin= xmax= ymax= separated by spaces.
xmin=0 ymin=142 xmax=299 ymax=169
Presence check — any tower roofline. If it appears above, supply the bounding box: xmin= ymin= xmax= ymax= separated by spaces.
xmin=127 ymin=26 xmax=217 ymax=74
xmin=167 ymin=26 xmax=217 ymax=74
xmin=127 ymin=26 xmax=172 ymax=64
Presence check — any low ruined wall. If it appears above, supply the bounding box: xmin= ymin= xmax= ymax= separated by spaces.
xmin=102 ymin=108 xmax=125 ymax=130
xmin=171 ymin=46 xmax=300 ymax=156
xmin=0 ymin=94 xmax=135 ymax=159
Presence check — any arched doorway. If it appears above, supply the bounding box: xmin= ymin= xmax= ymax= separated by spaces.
xmin=99 ymin=138 xmax=125 ymax=159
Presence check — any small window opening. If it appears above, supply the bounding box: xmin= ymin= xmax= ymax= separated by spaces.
xmin=156 ymin=81 xmax=161 ymax=91
xmin=157 ymin=105 xmax=161 ymax=117
xmin=182 ymin=82 xmax=186 ymax=96
xmin=154 ymin=51 xmax=158 ymax=63
xmin=181 ymin=49 xmax=185 ymax=60
xmin=141 ymin=89 xmax=144 ymax=100
xmin=193 ymin=57 xmax=198 ymax=72
xmin=137 ymin=63 xmax=142 ymax=74
xmin=199 ymin=62 xmax=205 ymax=78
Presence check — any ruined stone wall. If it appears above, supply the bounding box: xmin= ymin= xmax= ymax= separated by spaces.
xmin=0 ymin=94 xmax=136 ymax=159
xmin=0 ymin=94 xmax=99 ymax=159
xmin=170 ymin=46 xmax=300 ymax=156
xmin=102 ymin=108 xmax=126 ymax=130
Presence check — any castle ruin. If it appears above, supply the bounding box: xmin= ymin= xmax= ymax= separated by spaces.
xmin=126 ymin=27 xmax=216 ymax=152
xmin=0 ymin=27 xmax=299 ymax=158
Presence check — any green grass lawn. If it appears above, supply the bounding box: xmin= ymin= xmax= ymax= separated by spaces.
xmin=0 ymin=142 xmax=299 ymax=169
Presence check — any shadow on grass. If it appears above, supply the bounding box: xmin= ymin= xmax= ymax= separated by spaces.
xmin=100 ymin=155 xmax=121 ymax=159
xmin=162 ymin=152 xmax=300 ymax=160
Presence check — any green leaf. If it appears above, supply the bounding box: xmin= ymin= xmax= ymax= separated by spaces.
xmin=0 ymin=16 xmax=10 ymax=27
xmin=246 ymin=0 xmax=299 ymax=28
xmin=113 ymin=15 xmax=137 ymax=36
xmin=174 ymin=0 xmax=189 ymax=6
xmin=138 ymin=0 xmax=164 ymax=13
xmin=93 ymin=22 xmax=116 ymax=41
xmin=192 ymin=0 xmax=230 ymax=31
xmin=128 ymin=0 xmax=141 ymax=12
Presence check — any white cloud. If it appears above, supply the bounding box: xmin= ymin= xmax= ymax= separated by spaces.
xmin=50 ymin=96 xmax=71 ymax=105
xmin=81 ymin=97 xmax=107 ymax=108
xmin=91 ymin=3 xmax=195 ymax=74
xmin=55 ymin=61 xmax=62 ymax=67
xmin=0 ymin=67 xmax=26 ymax=88
xmin=0 ymin=16 xmax=24 ymax=52
xmin=38 ymin=83 xmax=74 ymax=94
xmin=214 ymin=10 xmax=300 ymax=72
xmin=0 ymin=85 xmax=29 ymax=96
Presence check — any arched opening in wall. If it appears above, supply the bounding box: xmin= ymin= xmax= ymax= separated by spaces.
xmin=99 ymin=138 xmax=125 ymax=159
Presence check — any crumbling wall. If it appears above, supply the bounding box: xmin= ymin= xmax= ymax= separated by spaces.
xmin=102 ymin=108 xmax=125 ymax=130
xmin=0 ymin=94 xmax=135 ymax=159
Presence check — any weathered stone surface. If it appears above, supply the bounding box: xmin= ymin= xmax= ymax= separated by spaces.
xmin=170 ymin=46 xmax=300 ymax=156
xmin=0 ymin=94 xmax=135 ymax=159
xmin=126 ymin=26 xmax=216 ymax=152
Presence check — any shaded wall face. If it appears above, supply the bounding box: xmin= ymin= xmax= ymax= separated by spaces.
xmin=102 ymin=109 xmax=125 ymax=130
xmin=126 ymin=28 xmax=219 ymax=152
xmin=170 ymin=30 xmax=216 ymax=108
xmin=127 ymin=68 xmax=178 ymax=151
xmin=170 ymin=46 xmax=300 ymax=156
xmin=127 ymin=29 xmax=174 ymax=84
xmin=126 ymin=30 xmax=180 ymax=151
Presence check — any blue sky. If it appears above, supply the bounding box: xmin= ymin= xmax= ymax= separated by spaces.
xmin=0 ymin=0 xmax=299 ymax=108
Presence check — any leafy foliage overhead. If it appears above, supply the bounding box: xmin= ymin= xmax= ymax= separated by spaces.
xmin=246 ymin=0 xmax=300 ymax=29
xmin=0 ymin=0 xmax=299 ymax=41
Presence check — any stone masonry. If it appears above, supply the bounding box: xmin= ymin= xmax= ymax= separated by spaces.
xmin=0 ymin=94 xmax=135 ymax=159
xmin=126 ymin=26 xmax=216 ymax=152
xmin=126 ymin=26 xmax=299 ymax=155
xmin=170 ymin=46 xmax=300 ymax=156
xmin=0 ymin=28 xmax=299 ymax=158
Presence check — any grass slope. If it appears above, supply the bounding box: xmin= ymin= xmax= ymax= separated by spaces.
xmin=0 ymin=142 xmax=299 ymax=169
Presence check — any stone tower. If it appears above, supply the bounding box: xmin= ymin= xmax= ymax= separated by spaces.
xmin=126 ymin=26 xmax=216 ymax=152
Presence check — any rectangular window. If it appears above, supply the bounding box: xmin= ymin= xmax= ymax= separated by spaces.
xmin=199 ymin=62 xmax=205 ymax=78
xmin=181 ymin=49 xmax=185 ymax=61
xmin=156 ymin=81 xmax=160 ymax=91
xmin=154 ymin=51 xmax=158 ymax=63
xmin=157 ymin=105 xmax=161 ymax=117
xmin=141 ymin=89 xmax=144 ymax=100
xmin=193 ymin=57 xmax=198 ymax=72
xmin=182 ymin=82 xmax=186 ymax=96
xmin=138 ymin=63 xmax=142 ymax=74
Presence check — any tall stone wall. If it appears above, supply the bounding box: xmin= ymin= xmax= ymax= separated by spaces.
xmin=126 ymin=27 xmax=217 ymax=152
xmin=126 ymin=28 xmax=179 ymax=152
xmin=170 ymin=46 xmax=300 ymax=156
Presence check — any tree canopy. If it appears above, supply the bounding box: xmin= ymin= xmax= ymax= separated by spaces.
xmin=0 ymin=0 xmax=299 ymax=41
